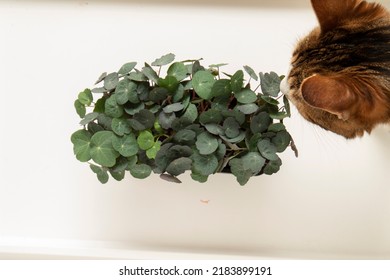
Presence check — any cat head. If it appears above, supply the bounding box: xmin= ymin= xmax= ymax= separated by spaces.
xmin=284 ymin=0 xmax=390 ymax=138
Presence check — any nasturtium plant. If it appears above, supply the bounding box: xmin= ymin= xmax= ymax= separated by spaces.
xmin=71 ymin=53 xmax=297 ymax=186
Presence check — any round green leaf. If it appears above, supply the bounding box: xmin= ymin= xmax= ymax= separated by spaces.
xmin=166 ymin=157 xmax=192 ymax=176
xmin=93 ymin=96 xmax=106 ymax=113
xmin=272 ymin=130 xmax=291 ymax=152
xmin=192 ymin=70 xmax=216 ymax=100
xmin=104 ymin=72 xmax=119 ymax=91
xmin=158 ymin=75 xmax=179 ymax=92
xmin=191 ymin=151 xmax=218 ymax=176
xmin=78 ymin=88 xmax=93 ymax=106
xmin=105 ymin=95 xmax=124 ymax=118
xmin=79 ymin=112 xmax=99 ymax=126
xmin=199 ymin=109 xmax=223 ymax=125
xmin=74 ymin=100 xmax=86 ymax=118
xmin=196 ymin=132 xmax=219 ymax=155
xmin=146 ymin=141 xmax=161 ymax=160
xmin=137 ymin=130 xmax=155 ymax=150
xmin=115 ymin=79 xmax=138 ymax=105
xmin=211 ymin=79 xmax=232 ymax=97
xmin=243 ymin=65 xmax=259 ymax=81
xmin=163 ymin=103 xmax=184 ymax=114
xmin=167 ymin=62 xmax=188 ymax=81
xmin=142 ymin=65 xmax=159 ymax=83
xmin=158 ymin=111 xmax=176 ymax=130
xmin=268 ymin=123 xmax=286 ymax=133
xmin=241 ymin=152 xmax=266 ymax=174
xmin=263 ymin=158 xmax=282 ymax=175
xmin=204 ymin=124 xmax=224 ymax=136
xmin=151 ymin=53 xmax=175 ymax=66
xmin=112 ymin=134 xmax=138 ymax=157
xmin=173 ymin=129 xmax=196 ymax=144
xmin=124 ymin=102 xmax=145 ymax=115
xmin=118 ymin=62 xmax=137 ymax=75
xmin=250 ymin=112 xmax=272 ymax=134
xmin=231 ymin=70 xmax=244 ymax=93
xmin=220 ymin=131 xmax=246 ymax=144
xmin=129 ymin=164 xmax=152 ymax=179
xmin=235 ymin=103 xmax=259 ymax=115
xmin=90 ymin=164 xmax=109 ymax=184
xmin=71 ymin=129 xmax=92 ymax=162
xmin=128 ymin=71 xmax=148 ymax=82
xmin=90 ymin=131 xmax=119 ymax=167
xmin=260 ymin=72 xmax=281 ymax=97
xmin=223 ymin=117 xmax=240 ymax=139
xmin=133 ymin=109 xmax=155 ymax=130
xmin=111 ymin=118 xmax=132 ymax=136
xmin=257 ymin=139 xmax=279 ymax=161
xmin=235 ymin=89 xmax=257 ymax=104
xmin=181 ymin=103 xmax=198 ymax=123
xmin=229 ymin=158 xmax=252 ymax=186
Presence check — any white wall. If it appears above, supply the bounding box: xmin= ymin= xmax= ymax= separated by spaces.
xmin=1 ymin=0 xmax=390 ymax=259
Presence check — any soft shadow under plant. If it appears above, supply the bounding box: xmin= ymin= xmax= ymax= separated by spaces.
xmin=71 ymin=54 xmax=297 ymax=186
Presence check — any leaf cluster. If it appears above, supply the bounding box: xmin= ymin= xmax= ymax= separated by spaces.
xmin=71 ymin=54 xmax=297 ymax=186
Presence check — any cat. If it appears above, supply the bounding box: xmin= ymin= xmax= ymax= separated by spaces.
xmin=281 ymin=0 xmax=390 ymax=138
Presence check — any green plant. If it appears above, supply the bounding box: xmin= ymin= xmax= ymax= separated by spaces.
xmin=71 ymin=53 xmax=297 ymax=186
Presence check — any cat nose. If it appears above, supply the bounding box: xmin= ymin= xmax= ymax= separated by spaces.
xmin=280 ymin=76 xmax=290 ymax=95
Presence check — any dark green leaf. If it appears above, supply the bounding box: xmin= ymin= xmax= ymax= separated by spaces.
xmin=268 ymin=123 xmax=286 ymax=133
xmin=261 ymin=95 xmax=279 ymax=105
xmin=128 ymin=71 xmax=148 ymax=82
xmin=199 ymin=109 xmax=223 ymax=125
xmin=272 ymin=130 xmax=291 ymax=152
xmin=192 ymin=70 xmax=215 ymax=100
xmin=149 ymin=87 xmax=169 ymax=102
xmin=223 ymin=117 xmax=240 ymax=139
xmin=129 ymin=164 xmax=152 ymax=179
xmin=196 ymin=132 xmax=219 ymax=155
xmin=142 ymin=64 xmax=159 ymax=83
xmin=79 ymin=112 xmax=99 ymax=126
xmin=167 ymin=62 xmax=188 ymax=81
xmin=191 ymin=172 xmax=209 ymax=183
xmin=243 ymin=65 xmax=258 ymax=81
xmin=263 ymin=158 xmax=282 ymax=175
xmin=173 ymin=129 xmax=196 ymax=144
xmin=166 ymin=157 xmax=192 ymax=176
xmin=158 ymin=75 xmax=179 ymax=93
xmin=124 ymin=102 xmax=145 ymax=115
xmin=229 ymin=158 xmax=252 ymax=186
xmin=71 ymin=129 xmax=92 ymax=162
xmin=93 ymin=96 xmax=106 ymax=113
xmin=283 ymin=95 xmax=291 ymax=117
xmin=160 ymin=173 xmax=182 ymax=183
xmin=260 ymin=72 xmax=281 ymax=97
xmin=191 ymin=151 xmax=218 ymax=176
xmin=235 ymin=103 xmax=259 ymax=115
xmin=105 ymin=95 xmax=123 ymax=118
xmin=111 ymin=118 xmax=131 ymax=136
xmin=211 ymin=79 xmax=232 ymax=97
xmin=151 ymin=53 xmax=175 ymax=66
xmin=235 ymin=89 xmax=257 ymax=104
xmin=115 ymin=79 xmax=138 ymax=105
xmin=231 ymin=70 xmax=244 ymax=93
xmin=90 ymin=164 xmax=109 ymax=184
xmin=112 ymin=134 xmax=138 ymax=157
xmin=104 ymin=72 xmax=119 ymax=91
xmin=181 ymin=103 xmax=198 ymax=123
xmin=250 ymin=112 xmax=272 ymax=134
xmin=158 ymin=111 xmax=176 ymax=129
xmin=118 ymin=62 xmax=137 ymax=75
xmin=74 ymin=100 xmax=86 ymax=118
xmin=241 ymin=152 xmax=266 ymax=174
xmin=78 ymin=88 xmax=93 ymax=106
xmin=163 ymin=103 xmax=184 ymax=114
xmin=269 ymin=112 xmax=289 ymax=120
xmin=90 ymin=131 xmax=119 ymax=167
xmin=257 ymin=139 xmax=278 ymax=161
xmin=133 ymin=109 xmax=155 ymax=130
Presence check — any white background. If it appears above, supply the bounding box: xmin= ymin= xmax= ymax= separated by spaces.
xmin=0 ymin=0 xmax=390 ymax=259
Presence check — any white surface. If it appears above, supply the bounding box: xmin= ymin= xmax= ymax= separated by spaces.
xmin=0 ymin=1 xmax=390 ymax=259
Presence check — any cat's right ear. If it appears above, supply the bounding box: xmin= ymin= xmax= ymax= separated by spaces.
xmin=300 ymin=74 xmax=357 ymax=121
xmin=311 ymin=0 xmax=388 ymax=33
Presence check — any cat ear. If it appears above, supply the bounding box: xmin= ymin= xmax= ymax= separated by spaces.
xmin=311 ymin=0 xmax=387 ymax=33
xmin=300 ymin=74 xmax=357 ymax=121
